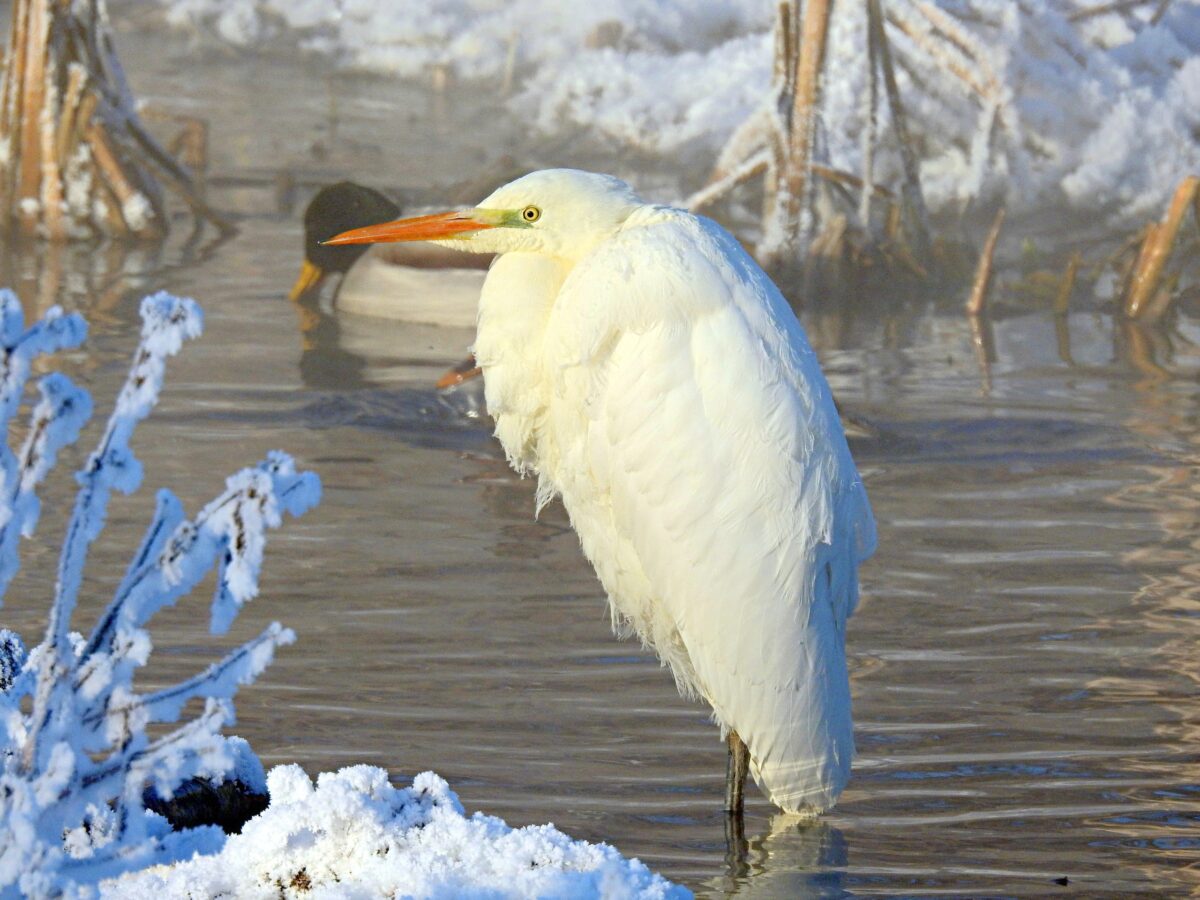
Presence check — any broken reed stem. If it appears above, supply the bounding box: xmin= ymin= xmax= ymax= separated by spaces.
xmin=869 ymin=0 xmax=931 ymax=259
xmin=757 ymin=1 xmax=793 ymax=234
xmin=688 ymin=155 xmax=893 ymax=213
xmin=909 ymin=0 xmax=995 ymax=76
xmin=966 ymin=206 xmax=1005 ymax=316
xmin=884 ymin=7 xmax=996 ymax=102
xmin=54 ymin=62 xmax=86 ymax=167
xmin=688 ymin=153 xmax=768 ymax=211
xmin=87 ymin=121 xmax=137 ymax=236
xmin=1054 ymin=252 xmax=1081 ymax=316
xmin=860 ymin=0 xmax=880 ymax=229
xmin=1123 ymin=175 xmax=1199 ymax=320
xmin=780 ymin=0 xmax=833 ymax=245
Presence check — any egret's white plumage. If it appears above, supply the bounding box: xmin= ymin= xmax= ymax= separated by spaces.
xmin=328 ymin=169 xmax=876 ymax=814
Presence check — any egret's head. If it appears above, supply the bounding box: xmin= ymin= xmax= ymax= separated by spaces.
xmin=323 ymin=169 xmax=645 ymax=262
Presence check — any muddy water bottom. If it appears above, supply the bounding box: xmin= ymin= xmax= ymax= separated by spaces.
xmin=0 ymin=19 xmax=1198 ymax=898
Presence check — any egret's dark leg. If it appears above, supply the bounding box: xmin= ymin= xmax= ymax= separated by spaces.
xmin=724 ymin=730 xmax=750 ymax=816
xmin=724 ymin=730 xmax=751 ymax=875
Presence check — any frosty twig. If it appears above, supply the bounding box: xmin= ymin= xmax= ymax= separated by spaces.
xmin=0 ymin=295 xmax=320 ymax=896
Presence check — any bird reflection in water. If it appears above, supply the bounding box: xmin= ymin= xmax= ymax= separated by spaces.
xmin=716 ymin=813 xmax=848 ymax=897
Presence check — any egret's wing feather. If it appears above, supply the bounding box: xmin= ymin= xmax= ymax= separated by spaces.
xmin=543 ymin=210 xmax=874 ymax=813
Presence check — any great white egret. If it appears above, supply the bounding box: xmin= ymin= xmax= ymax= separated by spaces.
xmin=326 ymin=169 xmax=876 ymax=817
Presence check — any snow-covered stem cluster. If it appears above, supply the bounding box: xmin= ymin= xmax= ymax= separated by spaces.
xmin=0 ymin=293 xmax=320 ymax=897
xmin=0 ymin=0 xmax=229 ymax=239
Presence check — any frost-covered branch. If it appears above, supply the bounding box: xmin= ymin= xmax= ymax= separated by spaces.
xmin=0 ymin=295 xmax=321 ymax=897
xmin=50 ymin=292 xmax=202 ymax=653
xmin=0 ymin=291 xmax=88 ymax=603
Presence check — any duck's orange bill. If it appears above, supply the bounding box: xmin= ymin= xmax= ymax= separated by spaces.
xmin=289 ymin=259 xmax=326 ymax=301
xmin=323 ymin=211 xmax=494 ymax=246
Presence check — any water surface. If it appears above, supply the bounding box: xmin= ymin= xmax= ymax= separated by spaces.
xmin=2 ymin=18 xmax=1198 ymax=898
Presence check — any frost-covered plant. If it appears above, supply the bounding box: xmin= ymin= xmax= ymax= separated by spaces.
xmin=0 ymin=292 xmax=320 ymax=897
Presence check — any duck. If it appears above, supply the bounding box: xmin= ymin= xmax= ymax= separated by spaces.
xmin=290 ymin=181 xmax=489 ymax=328
xmin=289 ymin=182 xmax=488 ymax=390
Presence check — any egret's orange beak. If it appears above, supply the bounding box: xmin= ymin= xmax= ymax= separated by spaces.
xmin=323 ymin=210 xmax=496 ymax=246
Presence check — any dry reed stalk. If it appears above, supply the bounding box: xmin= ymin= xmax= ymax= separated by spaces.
xmin=885 ymin=204 xmax=902 ymax=242
xmin=778 ymin=0 xmax=833 ymax=246
xmin=965 ymin=206 xmax=1005 ymax=316
xmin=164 ymin=116 xmax=209 ymax=198
xmin=1138 ymin=280 xmax=1179 ymax=324
xmin=38 ymin=92 xmax=64 ymax=241
xmin=1069 ymin=0 xmax=1158 ymax=21
xmin=1054 ymin=314 xmax=1075 ymax=366
xmin=694 ymin=0 xmax=955 ymax=269
xmin=687 ymin=154 xmax=769 ymax=212
xmin=859 ymin=0 xmax=879 ymax=229
xmin=15 ymin=0 xmax=48 ymax=236
xmin=815 ymin=164 xmax=895 ymax=200
xmin=0 ymin=0 xmax=228 ymax=240
xmin=1123 ymin=175 xmax=1199 ymax=320
xmin=54 ymin=63 xmax=86 ymax=167
xmin=884 ymin=7 xmax=996 ymax=101
xmin=1120 ymin=319 xmax=1171 ymax=381
xmin=687 ymin=155 xmax=893 ymax=213
xmin=759 ymin=2 xmax=793 ymax=236
xmin=86 ymin=121 xmax=136 ymax=236
xmin=1054 ymin=252 xmax=1081 ymax=316
xmin=909 ymin=1 xmax=993 ymax=71
xmin=869 ymin=0 xmax=931 ymax=258
xmin=968 ymin=312 xmax=994 ymax=395
xmin=0 ymin=0 xmax=29 ymax=220
xmin=1092 ymin=224 xmax=1147 ymax=285
xmin=1151 ymin=0 xmax=1174 ymax=24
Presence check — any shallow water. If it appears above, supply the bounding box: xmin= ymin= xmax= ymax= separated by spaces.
xmin=2 ymin=17 xmax=1199 ymax=898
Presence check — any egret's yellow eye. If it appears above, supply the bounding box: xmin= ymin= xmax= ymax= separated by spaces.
xmin=522 ymin=206 xmax=541 ymax=223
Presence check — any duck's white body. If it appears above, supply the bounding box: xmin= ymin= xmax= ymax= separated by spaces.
xmin=469 ymin=177 xmax=875 ymax=814
xmin=333 ymin=246 xmax=486 ymax=328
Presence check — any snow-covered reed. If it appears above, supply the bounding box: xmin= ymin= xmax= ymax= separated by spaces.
xmin=0 ymin=292 xmax=320 ymax=896
xmin=146 ymin=0 xmax=1200 ymax=226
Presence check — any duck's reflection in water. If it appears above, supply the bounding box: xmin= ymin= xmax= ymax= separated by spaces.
xmin=289 ymin=294 xmax=481 ymax=397
xmin=712 ymin=814 xmax=849 ymax=897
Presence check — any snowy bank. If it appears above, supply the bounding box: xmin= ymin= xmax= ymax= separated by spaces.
xmin=140 ymin=0 xmax=1200 ymax=226
xmin=106 ymin=765 xmax=687 ymax=899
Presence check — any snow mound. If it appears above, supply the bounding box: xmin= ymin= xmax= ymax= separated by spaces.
xmin=106 ymin=765 xmax=688 ymax=900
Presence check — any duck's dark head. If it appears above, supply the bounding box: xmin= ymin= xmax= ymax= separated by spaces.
xmin=290 ymin=181 xmax=402 ymax=301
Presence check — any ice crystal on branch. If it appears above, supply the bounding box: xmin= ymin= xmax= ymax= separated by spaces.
xmin=0 ymin=293 xmax=320 ymax=897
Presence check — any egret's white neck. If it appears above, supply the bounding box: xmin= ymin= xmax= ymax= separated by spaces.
xmin=473 ymin=252 xmax=575 ymax=477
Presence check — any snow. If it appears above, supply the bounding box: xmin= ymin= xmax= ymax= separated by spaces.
xmin=0 ymin=298 xmax=683 ymax=899
xmin=106 ymin=765 xmax=687 ymax=899
xmin=146 ymin=0 xmax=1200 ymax=226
